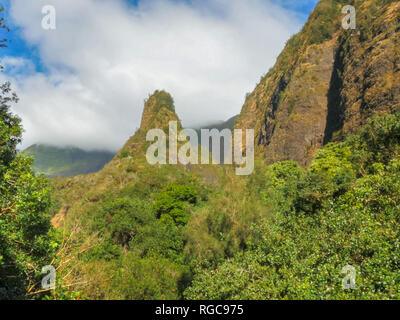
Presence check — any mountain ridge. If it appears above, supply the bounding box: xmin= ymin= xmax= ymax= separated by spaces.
xmin=235 ymin=0 xmax=400 ymax=166
xmin=22 ymin=144 xmax=115 ymax=177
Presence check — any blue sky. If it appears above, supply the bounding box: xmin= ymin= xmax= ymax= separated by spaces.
xmin=1 ymin=1 xmax=40 ymax=71
xmin=270 ymin=0 xmax=318 ymax=14
xmin=0 ymin=0 xmax=319 ymax=150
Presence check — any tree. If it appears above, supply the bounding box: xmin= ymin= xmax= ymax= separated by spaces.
xmin=0 ymin=15 xmax=56 ymax=300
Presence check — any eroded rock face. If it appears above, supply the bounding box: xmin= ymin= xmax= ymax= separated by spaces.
xmin=117 ymin=90 xmax=182 ymax=157
xmin=139 ymin=90 xmax=181 ymax=132
xmin=263 ymin=38 xmax=336 ymax=167
xmin=333 ymin=1 xmax=400 ymax=140
xmin=236 ymin=0 xmax=400 ymax=167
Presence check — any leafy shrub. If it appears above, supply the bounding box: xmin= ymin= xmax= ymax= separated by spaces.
xmin=154 ymin=184 xmax=198 ymax=226
xmin=111 ymin=252 xmax=189 ymax=300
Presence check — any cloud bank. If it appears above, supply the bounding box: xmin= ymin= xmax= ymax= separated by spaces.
xmin=2 ymin=0 xmax=305 ymax=151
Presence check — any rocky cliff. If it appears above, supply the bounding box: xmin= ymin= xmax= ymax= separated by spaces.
xmin=116 ymin=90 xmax=182 ymax=158
xmin=235 ymin=0 xmax=400 ymax=167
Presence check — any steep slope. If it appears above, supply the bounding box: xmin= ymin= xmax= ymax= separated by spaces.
xmin=49 ymin=91 xmax=225 ymax=299
xmin=51 ymin=90 xmax=184 ymax=215
xmin=22 ymin=144 xmax=115 ymax=177
xmin=116 ymin=90 xmax=182 ymax=159
xmin=235 ymin=0 xmax=400 ymax=166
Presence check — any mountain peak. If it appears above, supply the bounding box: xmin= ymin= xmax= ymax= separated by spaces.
xmin=139 ymin=90 xmax=181 ymax=132
xmin=117 ymin=90 xmax=181 ymax=158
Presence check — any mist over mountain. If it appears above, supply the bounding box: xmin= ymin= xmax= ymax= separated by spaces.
xmin=22 ymin=144 xmax=115 ymax=177
xmin=193 ymin=115 xmax=238 ymax=132
xmin=4 ymin=0 xmax=304 ymax=151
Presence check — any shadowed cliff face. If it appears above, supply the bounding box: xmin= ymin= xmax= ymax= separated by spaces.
xmin=330 ymin=1 xmax=400 ymax=140
xmin=235 ymin=0 xmax=400 ymax=167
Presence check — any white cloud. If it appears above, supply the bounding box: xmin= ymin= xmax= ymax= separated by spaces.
xmin=4 ymin=0 xmax=303 ymax=151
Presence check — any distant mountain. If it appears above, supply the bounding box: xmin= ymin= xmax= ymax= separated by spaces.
xmin=193 ymin=115 xmax=238 ymax=133
xmin=22 ymin=144 xmax=115 ymax=177
xmin=193 ymin=115 xmax=238 ymax=163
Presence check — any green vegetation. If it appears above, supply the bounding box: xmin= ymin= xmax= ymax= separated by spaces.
xmin=3 ymin=0 xmax=400 ymax=301
xmin=185 ymin=112 xmax=400 ymax=299
xmin=154 ymin=184 xmax=198 ymax=226
xmin=306 ymin=0 xmax=343 ymax=45
xmin=0 ymin=13 xmax=81 ymax=300
xmin=55 ymin=110 xmax=400 ymax=300
xmin=22 ymin=144 xmax=115 ymax=177
xmin=151 ymin=90 xmax=176 ymax=113
xmin=7 ymin=96 xmax=400 ymax=300
xmin=54 ymin=164 xmax=211 ymax=299
xmin=0 ymin=81 xmax=56 ymax=299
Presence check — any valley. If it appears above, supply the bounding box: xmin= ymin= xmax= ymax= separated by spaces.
xmin=1 ymin=0 xmax=400 ymax=301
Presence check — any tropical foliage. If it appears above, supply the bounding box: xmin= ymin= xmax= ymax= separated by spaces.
xmin=185 ymin=112 xmax=400 ymax=299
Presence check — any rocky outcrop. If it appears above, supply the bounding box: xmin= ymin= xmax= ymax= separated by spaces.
xmin=139 ymin=90 xmax=181 ymax=132
xmin=117 ymin=90 xmax=182 ymax=157
xmin=235 ymin=0 xmax=400 ymax=167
